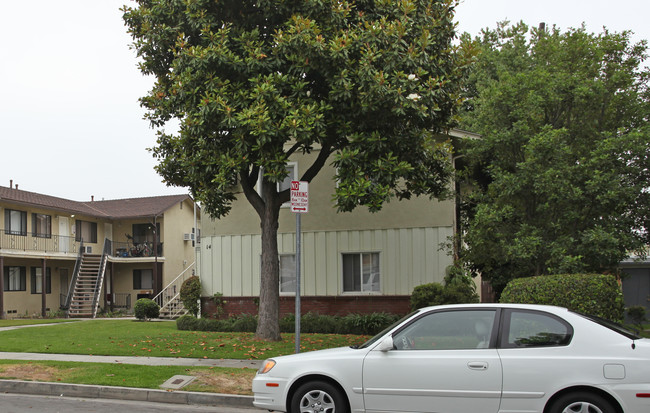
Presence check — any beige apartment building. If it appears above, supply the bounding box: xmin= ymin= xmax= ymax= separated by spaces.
xmin=199 ymin=130 xmax=478 ymax=316
xmin=0 ymin=184 xmax=200 ymax=319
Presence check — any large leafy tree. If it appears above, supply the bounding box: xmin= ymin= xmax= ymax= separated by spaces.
xmin=123 ymin=0 xmax=470 ymax=340
xmin=459 ymin=22 xmax=650 ymax=296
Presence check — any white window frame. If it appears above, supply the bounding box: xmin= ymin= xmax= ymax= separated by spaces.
xmin=342 ymin=252 xmax=381 ymax=293
xmin=256 ymin=162 xmax=298 ymax=207
xmin=279 ymin=254 xmax=297 ymax=294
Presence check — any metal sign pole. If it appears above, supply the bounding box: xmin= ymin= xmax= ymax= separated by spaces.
xmin=295 ymin=212 xmax=301 ymax=354
xmin=290 ymin=180 xmax=308 ymax=354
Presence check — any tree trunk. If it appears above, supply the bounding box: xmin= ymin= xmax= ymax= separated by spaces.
xmin=255 ymin=187 xmax=282 ymax=341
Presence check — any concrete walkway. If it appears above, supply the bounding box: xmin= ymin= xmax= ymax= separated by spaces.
xmin=0 ymin=321 xmax=260 ymax=409
xmin=0 ymin=351 xmax=262 ymax=369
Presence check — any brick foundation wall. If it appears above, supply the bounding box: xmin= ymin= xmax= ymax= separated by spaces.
xmin=201 ymin=295 xmax=411 ymax=318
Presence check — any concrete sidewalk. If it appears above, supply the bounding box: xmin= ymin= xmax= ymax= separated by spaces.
xmin=0 ymin=351 xmax=262 ymax=369
xmin=0 ymin=322 xmax=261 ymax=409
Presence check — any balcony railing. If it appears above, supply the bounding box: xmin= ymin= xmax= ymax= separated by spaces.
xmin=0 ymin=230 xmax=166 ymax=259
xmin=111 ymin=293 xmax=132 ymax=309
xmin=0 ymin=229 xmax=79 ymax=254
xmin=112 ymin=241 xmax=163 ymax=258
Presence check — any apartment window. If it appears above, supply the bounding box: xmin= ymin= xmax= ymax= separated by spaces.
xmin=279 ymin=163 xmax=297 ymax=192
xmin=257 ymin=163 xmax=298 ymax=206
xmin=32 ymin=213 xmax=52 ymax=238
xmin=4 ymin=209 xmax=27 ymax=235
xmin=279 ymin=254 xmax=297 ymax=293
xmin=342 ymin=252 xmax=380 ymax=292
xmin=75 ymin=220 xmax=97 ymax=243
xmin=30 ymin=267 xmax=52 ymax=294
xmin=133 ymin=269 xmax=154 ymax=290
xmin=132 ymin=223 xmax=159 ymax=244
xmin=3 ymin=267 xmax=26 ymax=291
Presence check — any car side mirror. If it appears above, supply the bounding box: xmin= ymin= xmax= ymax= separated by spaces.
xmin=376 ymin=336 xmax=395 ymax=352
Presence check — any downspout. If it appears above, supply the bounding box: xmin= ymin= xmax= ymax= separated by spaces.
xmin=41 ymin=258 xmax=47 ymax=317
xmin=193 ymin=201 xmax=197 ymax=276
xmin=0 ymin=256 xmax=4 ymax=319
xmin=153 ymin=215 xmax=160 ymax=296
xmin=110 ymin=262 xmax=114 ymax=312
xmin=452 ymin=155 xmax=465 ymax=262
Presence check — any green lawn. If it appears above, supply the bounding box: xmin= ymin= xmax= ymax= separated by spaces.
xmin=0 ymin=319 xmax=368 ymax=394
xmin=0 ymin=360 xmax=256 ymax=394
xmin=0 ymin=319 xmax=369 ymax=359
xmin=0 ymin=319 xmax=79 ymax=327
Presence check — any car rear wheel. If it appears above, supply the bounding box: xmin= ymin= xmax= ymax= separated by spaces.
xmin=290 ymin=380 xmax=349 ymax=413
xmin=549 ymin=391 xmax=617 ymax=413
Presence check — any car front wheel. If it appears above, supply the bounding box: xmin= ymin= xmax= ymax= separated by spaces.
xmin=290 ymin=380 xmax=349 ymax=413
xmin=548 ymin=391 xmax=617 ymax=413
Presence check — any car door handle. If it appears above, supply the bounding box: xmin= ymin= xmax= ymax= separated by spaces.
xmin=468 ymin=361 xmax=488 ymax=370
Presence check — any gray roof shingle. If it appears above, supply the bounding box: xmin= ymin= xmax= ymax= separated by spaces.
xmin=0 ymin=186 xmax=193 ymax=219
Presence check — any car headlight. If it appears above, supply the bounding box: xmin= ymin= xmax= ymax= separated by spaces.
xmin=258 ymin=359 xmax=276 ymax=374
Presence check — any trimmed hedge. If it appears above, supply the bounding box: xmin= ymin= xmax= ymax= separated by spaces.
xmin=180 ymin=276 xmax=202 ymax=317
xmin=500 ymin=274 xmax=624 ymax=322
xmin=410 ymin=281 xmax=479 ymax=311
xmin=177 ymin=312 xmax=402 ymax=335
xmin=134 ymin=298 xmax=160 ymax=321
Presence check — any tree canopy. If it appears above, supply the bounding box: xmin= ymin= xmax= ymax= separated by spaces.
xmin=123 ymin=0 xmax=470 ymax=339
xmin=458 ymin=22 xmax=650 ymax=295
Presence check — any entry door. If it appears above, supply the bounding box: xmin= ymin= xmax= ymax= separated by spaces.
xmin=362 ymin=309 xmax=502 ymax=413
xmin=60 ymin=269 xmax=69 ymax=307
xmin=59 ymin=217 xmax=70 ymax=252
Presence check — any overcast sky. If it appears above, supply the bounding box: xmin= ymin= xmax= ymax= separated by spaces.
xmin=1 ymin=0 xmax=648 ymax=201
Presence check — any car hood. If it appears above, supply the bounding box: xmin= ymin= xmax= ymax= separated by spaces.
xmin=271 ymin=345 xmax=364 ymax=363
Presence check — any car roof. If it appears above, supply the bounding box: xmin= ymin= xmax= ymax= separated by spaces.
xmin=419 ymin=303 xmax=569 ymax=313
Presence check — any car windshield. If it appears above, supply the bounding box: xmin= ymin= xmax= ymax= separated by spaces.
xmin=353 ymin=311 xmax=419 ymax=349
xmin=575 ymin=312 xmax=642 ymax=340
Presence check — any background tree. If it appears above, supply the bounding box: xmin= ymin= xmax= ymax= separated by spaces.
xmin=458 ymin=22 xmax=650 ymax=296
xmin=123 ymin=0 xmax=471 ymax=340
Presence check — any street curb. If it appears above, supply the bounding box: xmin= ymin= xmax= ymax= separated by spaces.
xmin=0 ymin=380 xmax=255 ymax=409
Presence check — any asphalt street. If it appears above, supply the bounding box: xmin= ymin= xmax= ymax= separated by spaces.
xmin=0 ymin=393 xmax=255 ymax=413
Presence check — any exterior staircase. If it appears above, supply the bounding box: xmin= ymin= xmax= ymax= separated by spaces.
xmin=67 ymin=247 xmax=108 ymax=318
xmin=153 ymin=262 xmax=194 ymax=320
xmin=158 ymin=295 xmax=187 ymax=319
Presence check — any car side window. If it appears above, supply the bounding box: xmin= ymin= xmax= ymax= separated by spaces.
xmin=503 ymin=310 xmax=573 ymax=348
xmin=392 ymin=310 xmax=496 ymax=350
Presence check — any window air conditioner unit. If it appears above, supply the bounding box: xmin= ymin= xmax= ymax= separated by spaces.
xmin=183 ymin=233 xmax=192 ymax=241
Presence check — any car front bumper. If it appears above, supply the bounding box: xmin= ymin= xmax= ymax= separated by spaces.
xmin=252 ymin=375 xmax=290 ymax=412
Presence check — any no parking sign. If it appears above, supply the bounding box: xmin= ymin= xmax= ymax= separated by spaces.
xmin=290 ymin=181 xmax=308 ymax=213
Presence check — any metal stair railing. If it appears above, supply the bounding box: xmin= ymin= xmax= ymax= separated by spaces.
xmin=91 ymin=238 xmax=111 ymax=318
xmin=153 ymin=262 xmax=195 ymax=316
xmin=63 ymin=241 xmax=84 ymax=314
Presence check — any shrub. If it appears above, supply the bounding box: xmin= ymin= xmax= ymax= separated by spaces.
xmin=176 ymin=312 xmax=400 ymax=334
xmin=626 ymin=306 xmax=647 ymax=327
xmin=500 ymin=274 xmax=625 ymax=322
xmin=411 ymin=283 xmax=445 ymax=310
xmin=232 ymin=314 xmax=258 ymax=332
xmin=341 ymin=313 xmax=401 ymax=335
xmin=176 ymin=314 xmax=199 ymax=330
xmin=180 ymin=276 xmax=202 ymax=317
xmin=134 ymin=298 xmax=160 ymax=321
xmin=410 ymin=280 xmax=479 ymax=311
xmin=280 ymin=313 xmax=296 ymax=333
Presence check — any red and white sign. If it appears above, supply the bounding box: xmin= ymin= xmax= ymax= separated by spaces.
xmin=290 ymin=181 xmax=309 ymax=213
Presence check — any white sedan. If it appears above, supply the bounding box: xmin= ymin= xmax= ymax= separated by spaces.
xmin=252 ymin=303 xmax=650 ymax=413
